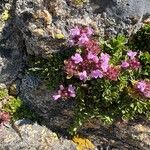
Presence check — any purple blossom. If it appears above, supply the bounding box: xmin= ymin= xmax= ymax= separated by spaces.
xmin=100 ymin=53 xmax=110 ymax=72
xmin=91 ymin=70 xmax=103 ymax=79
xmin=68 ymin=85 xmax=76 ymax=97
xmin=70 ymin=26 xmax=80 ymax=37
xmin=143 ymin=91 xmax=150 ymax=98
xmin=100 ymin=53 xmax=110 ymax=63
xmin=0 ymin=112 xmax=10 ymax=126
xmin=78 ymin=33 xmax=89 ymax=45
xmin=127 ymin=50 xmax=137 ymax=59
xmin=137 ymin=81 xmax=146 ymax=92
xmin=101 ymin=63 xmax=109 ymax=72
xmin=71 ymin=53 xmax=83 ymax=64
xmin=68 ymin=85 xmax=75 ymax=93
xmin=86 ymin=27 xmax=93 ymax=36
xmin=129 ymin=59 xmax=141 ymax=70
xmin=87 ymin=52 xmax=99 ymax=63
xmin=121 ymin=61 xmax=129 ymax=68
xmin=78 ymin=71 xmax=87 ymax=81
xmin=53 ymin=94 xmax=61 ymax=100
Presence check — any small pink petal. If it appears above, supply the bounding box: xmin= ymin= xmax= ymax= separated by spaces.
xmin=121 ymin=61 xmax=129 ymax=68
xmin=53 ymin=95 xmax=61 ymax=100
xmin=127 ymin=50 xmax=137 ymax=59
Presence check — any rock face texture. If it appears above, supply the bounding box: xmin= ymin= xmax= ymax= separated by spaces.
xmin=0 ymin=119 xmax=76 ymax=150
xmin=14 ymin=0 xmax=150 ymax=58
xmin=0 ymin=0 xmax=150 ymax=149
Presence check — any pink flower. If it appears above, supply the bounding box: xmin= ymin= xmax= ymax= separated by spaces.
xmin=136 ymin=81 xmax=150 ymax=98
xmin=53 ymin=85 xmax=76 ymax=100
xmin=78 ymin=33 xmax=89 ymax=45
xmin=137 ymin=81 xmax=146 ymax=92
xmin=129 ymin=59 xmax=141 ymax=70
xmin=106 ymin=66 xmax=120 ymax=81
xmin=100 ymin=53 xmax=110 ymax=63
xmin=0 ymin=112 xmax=10 ymax=126
xmin=68 ymin=85 xmax=76 ymax=97
xmin=127 ymin=50 xmax=137 ymax=59
xmin=53 ymin=94 xmax=61 ymax=100
xmin=121 ymin=61 xmax=129 ymax=68
xmin=71 ymin=53 xmax=83 ymax=64
xmin=87 ymin=52 xmax=99 ymax=63
xmin=100 ymin=53 xmax=110 ymax=72
xmin=86 ymin=27 xmax=93 ymax=36
xmin=78 ymin=71 xmax=87 ymax=81
xmin=70 ymin=26 xmax=80 ymax=37
xmin=91 ymin=69 xmax=103 ymax=79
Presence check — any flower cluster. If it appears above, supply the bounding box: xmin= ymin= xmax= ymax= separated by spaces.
xmin=135 ymin=80 xmax=150 ymax=98
xmin=121 ymin=50 xmax=141 ymax=70
xmin=53 ymin=85 xmax=76 ymax=100
xmin=64 ymin=52 xmax=120 ymax=81
xmin=69 ymin=26 xmax=100 ymax=54
xmin=53 ymin=26 xmax=147 ymax=100
xmin=0 ymin=111 xmax=10 ymax=126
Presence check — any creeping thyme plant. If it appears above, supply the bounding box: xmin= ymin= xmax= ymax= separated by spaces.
xmin=52 ymin=26 xmax=150 ymax=134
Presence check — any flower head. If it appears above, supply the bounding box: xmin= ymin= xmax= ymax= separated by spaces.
xmin=78 ymin=71 xmax=87 ymax=81
xmin=53 ymin=94 xmax=61 ymax=100
xmin=53 ymin=85 xmax=76 ymax=100
xmin=137 ymin=81 xmax=146 ymax=92
xmin=86 ymin=27 xmax=93 ymax=36
xmin=91 ymin=69 xmax=103 ymax=79
xmin=87 ymin=52 xmax=99 ymax=63
xmin=106 ymin=66 xmax=120 ymax=81
xmin=78 ymin=33 xmax=89 ymax=46
xmin=127 ymin=50 xmax=137 ymax=59
xmin=71 ymin=53 xmax=83 ymax=64
xmin=121 ymin=61 xmax=130 ymax=68
xmin=0 ymin=112 xmax=10 ymax=126
xmin=100 ymin=53 xmax=110 ymax=72
xmin=129 ymin=59 xmax=141 ymax=70
xmin=68 ymin=85 xmax=76 ymax=97
xmin=135 ymin=81 xmax=150 ymax=98
xmin=70 ymin=26 xmax=80 ymax=38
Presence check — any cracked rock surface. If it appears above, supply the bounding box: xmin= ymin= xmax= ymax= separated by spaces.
xmin=0 ymin=119 xmax=76 ymax=150
xmin=0 ymin=0 xmax=150 ymax=149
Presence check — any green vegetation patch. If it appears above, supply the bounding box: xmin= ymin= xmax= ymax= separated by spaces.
xmin=1 ymin=89 xmax=40 ymax=122
xmin=130 ymin=24 xmax=150 ymax=51
xmin=27 ymin=49 xmax=75 ymax=91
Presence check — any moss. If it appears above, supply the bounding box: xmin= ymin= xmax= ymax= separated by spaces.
xmin=0 ymin=89 xmax=8 ymax=99
xmin=0 ymin=88 xmax=40 ymax=122
xmin=73 ymin=0 xmax=87 ymax=6
xmin=130 ymin=24 xmax=150 ymax=51
xmin=3 ymin=96 xmax=41 ymax=122
xmin=72 ymin=135 xmax=95 ymax=150
xmin=0 ymin=10 xmax=10 ymax=21
xmin=55 ymin=33 xmax=65 ymax=39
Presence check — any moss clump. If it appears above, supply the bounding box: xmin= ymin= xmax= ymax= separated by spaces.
xmin=73 ymin=0 xmax=87 ymax=6
xmin=72 ymin=135 xmax=95 ymax=150
xmin=0 ymin=88 xmax=40 ymax=122
xmin=130 ymin=24 xmax=150 ymax=51
xmin=0 ymin=89 xmax=8 ymax=99
xmin=3 ymin=97 xmax=40 ymax=122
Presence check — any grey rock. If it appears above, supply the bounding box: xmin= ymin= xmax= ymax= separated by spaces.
xmin=19 ymin=75 xmax=74 ymax=132
xmin=0 ymin=46 xmax=24 ymax=85
xmin=14 ymin=0 xmax=150 ymax=58
xmin=0 ymin=119 xmax=76 ymax=150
